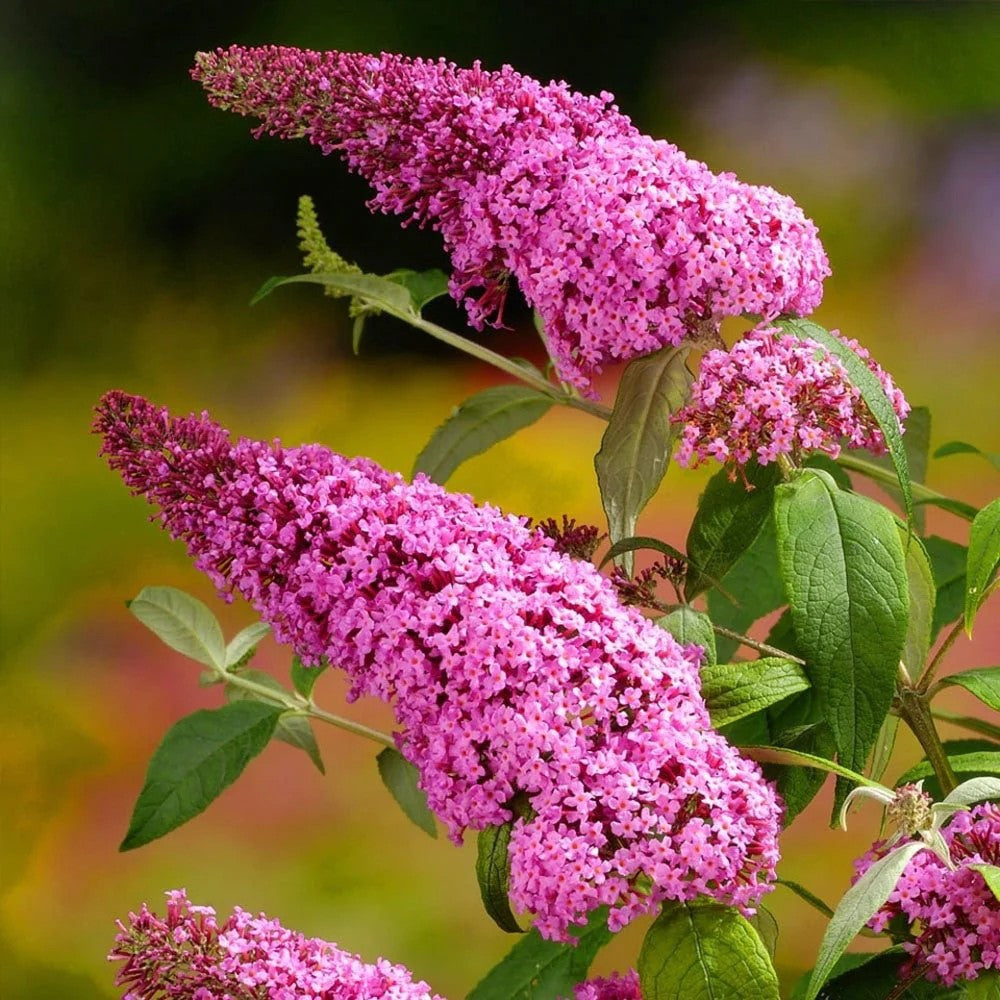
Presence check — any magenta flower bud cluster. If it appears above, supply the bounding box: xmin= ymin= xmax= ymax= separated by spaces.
xmin=96 ymin=391 xmax=781 ymax=941
xmin=572 ymin=970 xmax=642 ymax=1000
xmin=109 ymin=888 xmax=444 ymax=999
xmin=854 ymin=803 xmax=1000 ymax=987
xmin=674 ymin=325 xmax=909 ymax=473
xmin=192 ymin=46 xmax=830 ymax=394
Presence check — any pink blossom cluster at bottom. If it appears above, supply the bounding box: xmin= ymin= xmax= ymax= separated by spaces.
xmin=109 ymin=889 xmax=445 ymax=999
xmin=855 ymin=802 xmax=1000 ymax=987
xmin=572 ymin=969 xmax=642 ymax=999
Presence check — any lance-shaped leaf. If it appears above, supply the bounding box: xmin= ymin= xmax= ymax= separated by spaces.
xmin=803 ymin=841 xmax=928 ymax=1000
xmin=376 ymin=747 xmax=437 ymax=839
xmin=252 ymin=271 xmax=414 ymax=313
xmin=656 ymin=607 xmax=717 ymax=667
xmin=966 ymin=498 xmax=1000 ymax=636
xmin=638 ymin=901 xmax=780 ymax=1000
xmin=594 ymin=347 xmax=691 ymax=574
xmin=414 ymin=385 xmax=553 ymax=485
xmin=701 ymin=658 xmax=810 ymax=729
xmin=743 ymin=745 xmax=882 ymax=789
xmin=685 ymin=462 xmax=782 ymax=600
xmin=291 ymin=654 xmax=327 ymax=699
xmin=924 ymin=535 xmax=968 ymax=639
xmin=774 ymin=469 xmax=908 ymax=795
xmin=899 ymin=530 xmax=935 ymax=681
xmin=793 ymin=949 xmax=952 ymax=1000
xmin=384 ymin=267 xmax=450 ymax=312
xmin=476 ymin=822 xmax=523 ymax=934
xmin=225 ymin=621 xmax=271 ymax=669
xmin=895 ymin=750 xmax=1000 ymax=795
xmin=778 ymin=318 xmax=913 ymax=524
xmin=129 ymin=586 xmax=226 ymax=670
xmin=934 ymin=439 xmax=1000 ymax=472
xmin=466 ymin=907 xmax=611 ymax=1000
xmin=937 ymin=666 xmax=1000 ymax=712
xmin=121 ymin=701 xmax=282 ymax=850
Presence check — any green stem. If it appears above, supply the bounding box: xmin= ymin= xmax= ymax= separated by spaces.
xmin=404 ymin=311 xmax=614 ymax=421
xmin=897 ymin=688 xmax=957 ymax=795
xmin=221 ymin=669 xmax=396 ymax=749
xmin=837 ymin=454 xmax=968 ymax=513
xmin=917 ymin=616 xmax=965 ymax=693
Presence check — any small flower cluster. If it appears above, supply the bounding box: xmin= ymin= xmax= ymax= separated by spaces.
xmin=533 ymin=515 xmax=605 ymax=562
xmin=572 ymin=970 xmax=642 ymax=1000
xmin=674 ymin=325 xmax=909 ymax=476
xmin=192 ymin=46 xmax=830 ymax=394
xmin=855 ymin=802 xmax=1000 ymax=987
xmin=609 ymin=558 xmax=685 ymax=608
xmin=109 ymin=888 xmax=444 ymax=999
xmin=96 ymin=391 xmax=781 ymax=941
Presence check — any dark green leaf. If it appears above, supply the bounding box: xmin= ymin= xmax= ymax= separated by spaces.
xmin=804 ymin=842 xmax=928 ymax=1000
xmin=466 ymin=907 xmax=611 ymax=1000
xmin=120 ymin=702 xmax=282 ymax=850
xmin=384 ymin=267 xmax=450 ymax=312
xmin=656 ymin=607 xmax=717 ymax=667
xmin=701 ymin=658 xmax=810 ymax=728
xmin=274 ymin=714 xmax=325 ymax=774
xmin=794 ymin=949 xmax=960 ymax=999
xmin=376 ymin=747 xmax=437 ymax=838
xmin=770 ymin=723 xmax=838 ymax=826
xmin=684 ymin=462 xmax=781 ymax=600
xmin=413 ymin=386 xmax=553 ymax=485
xmin=128 ymin=585 xmax=226 ymax=670
xmin=638 ymin=901 xmax=779 ymax=1000
xmin=251 ymin=272 xmax=414 ymax=313
xmin=804 ymin=454 xmax=853 ymax=491
xmin=934 ymin=440 xmax=1000 ymax=472
xmin=291 ymin=655 xmax=326 ymax=699
xmin=966 ymin=498 xmax=1000 ymax=635
xmin=594 ymin=347 xmax=692 ymax=574
xmin=914 ymin=495 xmax=980 ymax=522
xmin=708 ymin=519 xmax=786 ymax=662
xmin=895 ymin=749 xmax=1000 ymax=795
xmin=774 ymin=469 xmax=908 ymax=798
xmin=938 ymin=666 xmax=1000 ymax=712
xmin=779 ymin=318 xmax=913 ymax=523
xmin=476 ymin=823 xmax=523 ymax=934
xmin=925 ymin=536 xmax=968 ymax=639
xmin=224 ymin=622 xmax=271 ymax=670
xmin=967 ymin=970 xmax=1000 ymax=1000
xmin=901 ymin=532 xmax=936 ymax=680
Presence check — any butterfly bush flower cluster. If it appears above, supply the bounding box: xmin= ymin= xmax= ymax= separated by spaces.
xmin=192 ymin=46 xmax=830 ymax=394
xmin=853 ymin=802 xmax=1000 ymax=987
xmin=95 ymin=391 xmax=781 ymax=941
xmin=674 ymin=325 xmax=909 ymax=475
xmin=109 ymin=888 xmax=444 ymax=999
xmin=572 ymin=970 xmax=641 ymax=1000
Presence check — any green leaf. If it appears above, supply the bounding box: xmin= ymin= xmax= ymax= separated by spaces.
xmin=796 ymin=949 xmax=961 ymax=999
xmin=291 ymin=655 xmax=326 ymax=699
xmin=769 ymin=724 xmax=839 ymax=826
xmin=900 ymin=532 xmax=935 ymax=680
xmin=969 ymin=864 xmax=1000 ymax=904
xmin=120 ymin=702 xmax=282 ymax=850
xmin=779 ymin=318 xmax=913 ymax=523
xmin=274 ymin=713 xmax=325 ymax=774
xmin=846 ymin=405 xmax=931 ymax=532
xmin=742 ymin=746 xmax=881 ymax=788
xmin=684 ymin=462 xmax=781 ymax=600
xmin=413 ymin=386 xmax=553 ymax=485
xmin=128 ymin=585 xmax=226 ymax=670
xmin=225 ymin=621 xmax=271 ymax=669
xmin=656 ymin=607 xmax=717 ymax=667
xmin=925 ymin=535 xmax=968 ymax=639
xmin=804 ymin=841 xmax=927 ymax=1000
xmin=773 ymin=469 xmax=908 ymax=796
xmin=895 ymin=750 xmax=1000 ymax=792
xmin=934 ymin=440 xmax=1000 ymax=472
xmin=942 ymin=776 xmax=1000 ymax=807
xmin=638 ymin=901 xmax=780 ymax=1000
xmin=351 ymin=310 xmax=371 ymax=354
xmin=476 ymin=823 xmax=523 ymax=934
xmin=776 ymin=878 xmax=834 ymax=919
xmin=869 ymin=714 xmax=901 ymax=784
xmin=384 ymin=267 xmax=450 ymax=312
xmin=701 ymin=658 xmax=810 ymax=729
xmin=938 ymin=666 xmax=1000 ymax=712
xmin=803 ymin=453 xmax=853 ymax=491
xmin=251 ymin=272 xmax=414 ymax=313
xmin=749 ymin=906 xmax=779 ymax=959
xmin=466 ymin=907 xmax=611 ymax=1000
xmin=966 ymin=970 xmax=1000 ymax=1000
xmin=966 ymin=498 xmax=1000 ymax=635
xmin=376 ymin=747 xmax=437 ymax=838
xmin=594 ymin=347 xmax=692 ymax=574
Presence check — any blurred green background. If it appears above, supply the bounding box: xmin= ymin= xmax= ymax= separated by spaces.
xmin=2 ymin=2 xmax=998 ymax=996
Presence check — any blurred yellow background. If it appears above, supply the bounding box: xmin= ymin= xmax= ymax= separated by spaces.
xmin=2 ymin=2 xmax=998 ymax=997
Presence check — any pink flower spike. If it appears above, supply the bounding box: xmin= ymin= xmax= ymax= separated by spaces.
xmin=192 ymin=46 xmax=830 ymax=394
xmin=95 ymin=391 xmax=783 ymax=941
